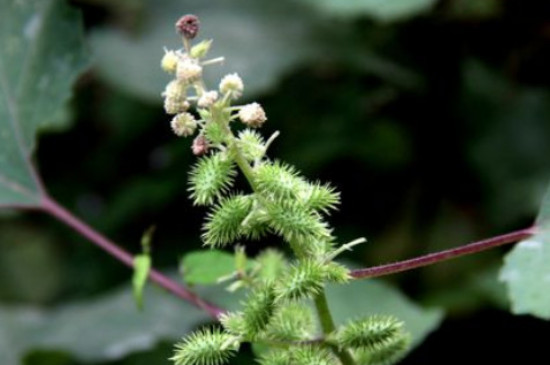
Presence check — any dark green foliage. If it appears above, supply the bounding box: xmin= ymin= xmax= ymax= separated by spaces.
xmin=202 ymin=195 xmax=253 ymax=246
xmin=171 ymin=328 xmax=239 ymax=365
xmin=188 ymin=153 xmax=237 ymax=206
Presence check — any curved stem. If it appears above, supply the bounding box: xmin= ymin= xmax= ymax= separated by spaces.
xmin=350 ymin=227 xmax=536 ymax=280
xmin=314 ymin=290 xmax=357 ymax=365
xmin=41 ymin=195 xmax=225 ymax=319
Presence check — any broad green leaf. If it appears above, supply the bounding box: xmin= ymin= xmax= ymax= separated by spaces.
xmin=89 ymin=0 xmax=319 ymax=101
xmin=0 ymin=282 xmax=240 ymax=364
xmin=0 ymin=0 xmax=89 ymax=207
xmin=132 ymin=254 xmax=151 ymax=310
xmin=326 ymin=279 xmax=443 ymax=350
xmin=500 ymin=186 xmax=550 ymax=319
xmin=299 ymin=0 xmax=437 ymax=21
xmin=181 ymin=250 xmax=236 ymax=285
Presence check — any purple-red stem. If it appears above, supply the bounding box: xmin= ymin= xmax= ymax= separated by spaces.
xmin=350 ymin=227 xmax=536 ymax=279
xmin=41 ymin=195 xmax=225 ymax=319
xmin=37 ymin=194 xmax=535 ymax=317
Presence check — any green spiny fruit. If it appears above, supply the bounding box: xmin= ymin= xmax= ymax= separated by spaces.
xmin=331 ymin=315 xmax=405 ymax=349
xmin=255 ymin=161 xmax=306 ymax=200
xmin=299 ymin=181 xmax=340 ymax=214
xmin=275 ymin=259 xmax=327 ymax=301
xmin=266 ymin=200 xmax=332 ymax=243
xmin=263 ymin=302 xmax=315 ymax=341
xmin=293 ymin=345 xmax=339 ymax=365
xmin=353 ymin=332 xmax=411 ymax=365
xmin=171 ymin=327 xmax=239 ymax=365
xmin=188 ymin=153 xmax=236 ymax=206
xmin=242 ymin=284 xmax=277 ymax=338
xmin=202 ymin=194 xmax=253 ymax=246
xmin=238 ymin=129 xmax=265 ymax=161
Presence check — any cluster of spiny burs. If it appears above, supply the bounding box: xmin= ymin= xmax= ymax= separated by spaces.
xmin=163 ymin=15 xmax=410 ymax=365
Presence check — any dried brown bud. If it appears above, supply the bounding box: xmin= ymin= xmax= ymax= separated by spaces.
xmin=176 ymin=14 xmax=200 ymax=40
xmin=192 ymin=135 xmax=209 ymax=156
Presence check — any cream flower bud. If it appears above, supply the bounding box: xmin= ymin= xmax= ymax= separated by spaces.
xmin=164 ymin=97 xmax=190 ymax=114
xmin=162 ymin=80 xmax=189 ymax=114
xmin=219 ymin=73 xmax=243 ymax=99
xmin=238 ymin=102 xmax=267 ymax=128
xmin=176 ymin=58 xmax=202 ymax=83
xmin=197 ymin=90 xmax=218 ymax=108
xmin=161 ymin=50 xmax=178 ymax=74
xmin=171 ymin=112 xmax=197 ymax=137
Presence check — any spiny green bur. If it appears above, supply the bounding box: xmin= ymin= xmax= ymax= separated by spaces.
xmin=163 ymin=14 xmax=410 ymax=365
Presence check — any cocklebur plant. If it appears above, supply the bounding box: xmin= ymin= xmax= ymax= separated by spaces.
xmin=1 ymin=2 xmax=549 ymax=363
xmin=163 ymin=15 xmax=409 ymax=365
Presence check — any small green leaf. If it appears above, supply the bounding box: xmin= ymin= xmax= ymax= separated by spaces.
xmin=181 ymin=250 xmax=236 ymax=285
xmin=132 ymin=254 xmax=151 ymax=310
xmin=500 ymin=185 xmax=550 ymax=319
xmin=0 ymin=0 xmax=89 ymax=207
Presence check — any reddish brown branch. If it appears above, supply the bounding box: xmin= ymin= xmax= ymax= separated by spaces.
xmin=350 ymin=227 xmax=536 ymax=280
xmin=41 ymin=195 xmax=225 ymax=319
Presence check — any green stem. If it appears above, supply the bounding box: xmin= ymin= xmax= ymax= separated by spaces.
xmin=314 ymin=290 xmax=357 ymax=365
xmin=219 ymin=108 xmax=355 ymax=364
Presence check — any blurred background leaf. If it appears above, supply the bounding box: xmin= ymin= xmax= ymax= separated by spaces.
xmin=500 ymin=186 xmax=550 ymax=319
xmin=0 ymin=282 xmax=241 ymax=364
xmin=0 ymin=0 xmax=89 ymax=206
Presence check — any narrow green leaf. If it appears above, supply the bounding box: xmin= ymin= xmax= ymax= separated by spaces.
xmin=0 ymin=0 xmax=89 ymax=207
xmin=500 ymin=185 xmax=550 ymax=319
xmin=132 ymin=254 xmax=151 ymax=310
xmin=181 ymin=250 xmax=236 ymax=285
xmin=140 ymin=225 xmax=156 ymax=254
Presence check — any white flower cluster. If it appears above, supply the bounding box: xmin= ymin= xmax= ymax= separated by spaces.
xmin=161 ymin=30 xmax=267 ymax=140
